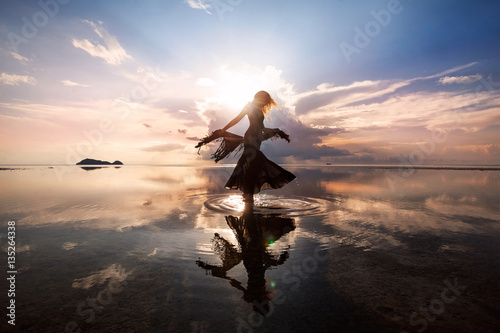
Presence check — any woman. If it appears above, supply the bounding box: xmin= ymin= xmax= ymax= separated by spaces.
xmin=196 ymin=91 xmax=295 ymax=203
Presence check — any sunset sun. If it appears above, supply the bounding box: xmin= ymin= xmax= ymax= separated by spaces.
xmin=215 ymin=68 xmax=266 ymax=109
xmin=206 ymin=65 xmax=288 ymax=110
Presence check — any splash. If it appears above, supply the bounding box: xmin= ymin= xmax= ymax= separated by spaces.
xmin=204 ymin=194 xmax=327 ymax=216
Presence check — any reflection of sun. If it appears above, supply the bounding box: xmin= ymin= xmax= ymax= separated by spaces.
xmin=223 ymin=195 xmax=245 ymax=212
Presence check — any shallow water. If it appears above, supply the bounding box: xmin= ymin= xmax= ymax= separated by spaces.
xmin=0 ymin=166 xmax=499 ymax=332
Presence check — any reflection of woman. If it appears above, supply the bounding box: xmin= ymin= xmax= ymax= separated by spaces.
xmin=196 ymin=204 xmax=295 ymax=311
xmin=196 ymin=91 xmax=296 ymax=203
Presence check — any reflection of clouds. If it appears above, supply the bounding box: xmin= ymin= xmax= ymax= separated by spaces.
xmin=1 ymin=166 xmax=498 ymax=251
xmin=320 ymin=180 xmax=382 ymax=195
xmin=147 ymin=248 xmax=158 ymax=257
xmin=322 ymin=192 xmax=499 ymax=251
xmin=327 ymin=199 xmax=407 ymax=250
xmin=437 ymin=244 xmax=467 ymax=253
xmin=287 ymin=226 xmax=337 ymax=249
xmin=192 ymin=204 xmax=237 ymax=239
xmin=1 ymin=242 xmax=32 ymax=253
xmin=195 ymin=242 xmax=214 ymax=256
xmin=17 ymin=243 xmax=33 ymax=252
xmin=2 ymin=167 xmax=208 ymax=231
xmin=72 ymin=263 xmax=133 ymax=289
xmin=425 ymin=194 xmax=499 ymax=221
xmin=313 ymin=169 xmax=500 ymax=251
xmin=62 ymin=242 xmax=78 ymax=250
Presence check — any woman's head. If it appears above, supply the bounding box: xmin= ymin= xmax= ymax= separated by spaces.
xmin=253 ymin=91 xmax=279 ymax=115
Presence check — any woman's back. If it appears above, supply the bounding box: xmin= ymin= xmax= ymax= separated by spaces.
xmin=244 ymin=103 xmax=265 ymax=145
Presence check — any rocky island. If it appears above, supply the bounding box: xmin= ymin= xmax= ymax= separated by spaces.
xmin=76 ymin=158 xmax=123 ymax=166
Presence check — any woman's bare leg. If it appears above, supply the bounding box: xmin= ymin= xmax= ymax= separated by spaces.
xmin=243 ymin=193 xmax=254 ymax=204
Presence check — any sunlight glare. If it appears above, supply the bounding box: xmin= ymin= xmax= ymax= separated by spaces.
xmin=215 ymin=68 xmax=265 ymax=109
xmin=223 ymin=194 xmax=245 ymax=212
xmin=213 ymin=65 xmax=290 ymax=110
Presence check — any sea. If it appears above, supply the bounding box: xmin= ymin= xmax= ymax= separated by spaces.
xmin=0 ymin=165 xmax=499 ymax=332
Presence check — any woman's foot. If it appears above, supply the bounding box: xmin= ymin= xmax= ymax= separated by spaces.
xmin=242 ymin=193 xmax=254 ymax=204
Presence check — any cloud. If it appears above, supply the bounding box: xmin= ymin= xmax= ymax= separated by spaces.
xmin=294 ymin=80 xmax=410 ymax=116
xmin=142 ymin=123 xmax=153 ymax=129
xmin=262 ymin=115 xmax=350 ymax=161
xmin=0 ymin=73 xmax=36 ymax=86
xmin=0 ymin=49 xmax=30 ymax=62
xmin=72 ymin=20 xmax=133 ymax=65
xmin=294 ymin=62 xmax=482 ymax=117
xmin=185 ymin=0 xmax=213 ymax=14
xmin=61 ymin=80 xmax=89 ymax=87
xmin=178 ymin=129 xmax=187 ymax=134
xmin=417 ymin=62 xmax=479 ymax=80
xmin=196 ymin=77 xmax=216 ymax=87
xmin=281 ymin=62 xmax=500 ymax=163
xmin=9 ymin=51 xmax=30 ymax=62
xmin=442 ymin=144 xmax=500 ymax=162
xmin=141 ymin=143 xmax=184 ymax=152
xmin=268 ymin=142 xmax=350 ymax=161
xmin=304 ymin=89 xmax=499 ymax=138
xmin=300 ymin=87 xmax=500 ymax=164
xmin=438 ymin=75 xmax=482 ymax=85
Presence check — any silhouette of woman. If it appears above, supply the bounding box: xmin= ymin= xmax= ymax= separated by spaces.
xmin=196 ymin=203 xmax=295 ymax=312
xmin=196 ymin=91 xmax=296 ymax=203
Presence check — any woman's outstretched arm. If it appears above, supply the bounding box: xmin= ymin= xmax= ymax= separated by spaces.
xmin=221 ymin=108 xmax=246 ymax=132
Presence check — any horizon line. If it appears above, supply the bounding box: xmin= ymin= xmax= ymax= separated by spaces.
xmin=1 ymin=163 xmax=499 ymax=171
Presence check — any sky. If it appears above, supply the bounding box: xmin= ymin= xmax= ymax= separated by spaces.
xmin=0 ymin=0 xmax=499 ymax=165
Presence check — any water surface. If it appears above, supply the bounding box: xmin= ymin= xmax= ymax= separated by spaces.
xmin=0 ymin=166 xmax=498 ymax=332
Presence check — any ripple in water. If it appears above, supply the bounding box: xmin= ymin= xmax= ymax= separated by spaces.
xmin=204 ymin=194 xmax=327 ymax=216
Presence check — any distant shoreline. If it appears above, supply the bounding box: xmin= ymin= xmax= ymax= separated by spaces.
xmin=1 ymin=164 xmax=499 ymax=171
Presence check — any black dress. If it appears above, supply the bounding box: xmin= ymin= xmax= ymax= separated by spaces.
xmin=224 ymin=103 xmax=296 ymax=194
